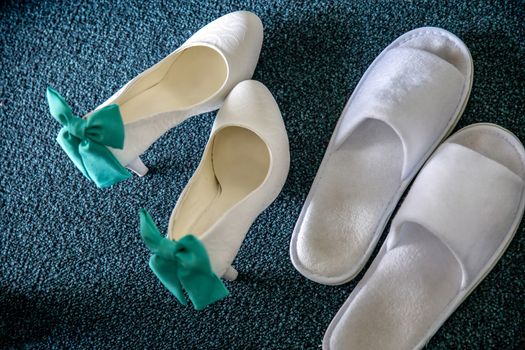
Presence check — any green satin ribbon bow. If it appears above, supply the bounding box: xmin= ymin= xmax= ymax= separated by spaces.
xmin=139 ymin=209 xmax=229 ymax=310
xmin=46 ymin=87 xmax=131 ymax=188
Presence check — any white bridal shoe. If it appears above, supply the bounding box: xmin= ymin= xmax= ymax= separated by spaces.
xmin=46 ymin=11 xmax=263 ymax=188
xmin=324 ymin=123 xmax=525 ymax=349
xmin=290 ymin=27 xmax=473 ymax=285
xmin=140 ymin=80 xmax=290 ymax=309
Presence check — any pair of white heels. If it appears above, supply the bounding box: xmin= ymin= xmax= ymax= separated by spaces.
xmin=46 ymin=12 xmax=290 ymax=310
xmin=290 ymin=27 xmax=525 ymax=349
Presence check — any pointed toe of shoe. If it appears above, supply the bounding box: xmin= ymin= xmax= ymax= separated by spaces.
xmin=231 ymin=10 xmax=264 ymax=43
xmin=220 ymin=80 xmax=279 ymax=116
xmin=186 ymin=11 xmax=263 ymax=78
xmin=219 ymin=11 xmax=264 ymax=77
xmin=210 ymin=11 xmax=263 ymax=51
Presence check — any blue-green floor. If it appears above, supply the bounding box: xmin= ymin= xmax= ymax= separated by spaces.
xmin=1 ymin=0 xmax=524 ymax=348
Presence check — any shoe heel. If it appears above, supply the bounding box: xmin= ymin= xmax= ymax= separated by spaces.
xmin=223 ymin=266 xmax=238 ymax=281
xmin=126 ymin=157 xmax=149 ymax=177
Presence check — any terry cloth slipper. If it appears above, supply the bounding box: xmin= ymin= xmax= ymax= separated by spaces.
xmin=290 ymin=27 xmax=473 ymax=285
xmin=323 ymin=123 xmax=525 ymax=350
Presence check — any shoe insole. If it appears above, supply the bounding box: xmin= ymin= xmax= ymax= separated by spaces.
xmin=297 ymin=118 xmax=403 ymax=278
xmin=118 ymin=46 xmax=227 ymax=123
xmin=170 ymin=126 xmax=270 ymax=238
xmin=329 ymin=223 xmax=461 ymax=350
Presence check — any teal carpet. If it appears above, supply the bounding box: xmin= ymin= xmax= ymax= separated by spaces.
xmin=1 ymin=0 xmax=524 ymax=348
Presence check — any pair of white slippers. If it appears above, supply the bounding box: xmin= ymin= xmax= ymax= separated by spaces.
xmin=290 ymin=28 xmax=525 ymax=349
xmin=46 ymin=12 xmax=289 ymax=309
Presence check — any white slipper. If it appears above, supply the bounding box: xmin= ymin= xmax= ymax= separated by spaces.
xmin=140 ymin=80 xmax=289 ymax=309
xmin=46 ymin=11 xmax=263 ymax=188
xmin=323 ymin=123 xmax=525 ymax=349
xmin=290 ymin=27 xmax=473 ymax=285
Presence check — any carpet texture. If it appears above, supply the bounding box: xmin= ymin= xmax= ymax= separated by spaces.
xmin=1 ymin=0 xmax=524 ymax=348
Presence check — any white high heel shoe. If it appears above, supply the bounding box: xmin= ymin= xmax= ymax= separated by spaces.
xmin=46 ymin=11 xmax=263 ymax=188
xmin=139 ymin=80 xmax=290 ymax=309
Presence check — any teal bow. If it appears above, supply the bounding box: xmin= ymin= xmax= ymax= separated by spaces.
xmin=46 ymin=87 xmax=131 ymax=188
xmin=139 ymin=209 xmax=229 ymax=310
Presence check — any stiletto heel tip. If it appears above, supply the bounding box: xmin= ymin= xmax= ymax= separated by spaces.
xmin=223 ymin=266 xmax=238 ymax=281
xmin=127 ymin=157 xmax=149 ymax=177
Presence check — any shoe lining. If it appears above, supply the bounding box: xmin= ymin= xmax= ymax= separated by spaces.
xmin=170 ymin=126 xmax=270 ymax=238
xmin=118 ymin=46 xmax=227 ymax=123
